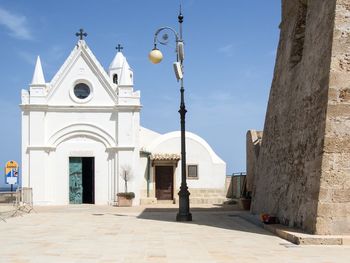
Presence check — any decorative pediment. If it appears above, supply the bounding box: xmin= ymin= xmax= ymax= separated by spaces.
xmin=47 ymin=40 xmax=118 ymax=104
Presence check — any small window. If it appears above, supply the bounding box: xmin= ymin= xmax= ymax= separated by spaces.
xmin=187 ymin=165 xmax=198 ymax=179
xmin=74 ymin=83 xmax=90 ymax=99
xmin=113 ymin=74 xmax=118 ymax=84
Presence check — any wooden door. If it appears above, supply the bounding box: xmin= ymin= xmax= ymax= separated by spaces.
xmin=155 ymin=166 xmax=174 ymax=200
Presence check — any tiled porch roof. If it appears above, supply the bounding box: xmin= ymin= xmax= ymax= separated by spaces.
xmin=150 ymin=153 xmax=181 ymax=161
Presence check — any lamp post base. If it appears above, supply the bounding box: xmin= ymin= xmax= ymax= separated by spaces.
xmin=176 ymin=187 xmax=192 ymax=221
xmin=176 ymin=212 xmax=192 ymax=221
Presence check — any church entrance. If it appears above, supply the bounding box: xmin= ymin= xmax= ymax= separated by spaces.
xmin=69 ymin=157 xmax=95 ymax=204
xmin=155 ymin=166 xmax=174 ymax=200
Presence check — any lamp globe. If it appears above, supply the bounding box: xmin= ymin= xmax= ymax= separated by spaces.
xmin=149 ymin=48 xmax=163 ymax=64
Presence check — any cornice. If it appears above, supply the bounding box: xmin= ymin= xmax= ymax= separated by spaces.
xmin=20 ymin=104 xmax=142 ymax=112
xmin=106 ymin=146 xmax=136 ymax=152
xmin=26 ymin=145 xmax=136 ymax=153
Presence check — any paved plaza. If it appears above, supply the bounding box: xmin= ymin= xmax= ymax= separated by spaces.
xmin=0 ymin=204 xmax=349 ymax=263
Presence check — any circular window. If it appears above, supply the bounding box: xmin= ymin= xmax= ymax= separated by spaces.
xmin=74 ymin=83 xmax=90 ymax=99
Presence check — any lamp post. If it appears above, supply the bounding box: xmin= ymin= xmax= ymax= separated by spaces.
xmin=149 ymin=10 xmax=192 ymax=221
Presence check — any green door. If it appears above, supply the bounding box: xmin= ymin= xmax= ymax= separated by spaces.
xmin=69 ymin=157 xmax=83 ymax=204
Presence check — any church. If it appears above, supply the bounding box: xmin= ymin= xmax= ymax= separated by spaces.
xmin=20 ymin=36 xmax=226 ymax=206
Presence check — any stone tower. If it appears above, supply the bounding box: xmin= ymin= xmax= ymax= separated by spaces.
xmin=251 ymin=0 xmax=350 ymax=235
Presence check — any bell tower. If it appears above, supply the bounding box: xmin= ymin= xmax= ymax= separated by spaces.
xmin=108 ymin=44 xmax=133 ymax=86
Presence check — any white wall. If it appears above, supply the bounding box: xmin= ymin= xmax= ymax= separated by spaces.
xmin=46 ymin=137 xmax=110 ymax=205
xmin=139 ymin=127 xmax=161 ymax=147
xmin=142 ymin=131 xmax=226 ymax=192
xmin=21 ymin=111 xmax=29 ymax=187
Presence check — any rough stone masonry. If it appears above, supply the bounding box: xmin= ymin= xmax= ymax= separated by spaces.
xmin=251 ymin=0 xmax=350 ymax=235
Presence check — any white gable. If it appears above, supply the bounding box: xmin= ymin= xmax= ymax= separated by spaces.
xmin=47 ymin=40 xmax=117 ymax=106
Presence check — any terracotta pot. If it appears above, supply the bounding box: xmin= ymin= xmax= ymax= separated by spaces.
xmin=117 ymin=196 xmax=133 ymax=207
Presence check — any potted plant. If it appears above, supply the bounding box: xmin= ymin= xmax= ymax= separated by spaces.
xmin=116 ymin=192 xmax=135 ymax=207
xmin=117 ymin=165 xmax=135 ymax=207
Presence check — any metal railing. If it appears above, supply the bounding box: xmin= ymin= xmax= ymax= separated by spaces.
xmin=0 ymin=187 xmax=18 ymax=192
xmin=230 ymin=172 xmax=247 ymax=177
xmin=226 ymin=172 xmax=246 ymax=198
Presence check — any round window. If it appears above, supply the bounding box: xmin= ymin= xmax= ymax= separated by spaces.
xmin=74 ymin=83 xmax=90 ymax=99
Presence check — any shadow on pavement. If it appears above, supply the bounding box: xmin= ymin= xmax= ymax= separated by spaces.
xmin=136 ymin=205 xmax=274 ymax=237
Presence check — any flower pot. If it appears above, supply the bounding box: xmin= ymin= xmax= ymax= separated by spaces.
xmin=240 ymin=198 xmax=251 ymax=210
xmin=117 ymin=196 xmax=133 ymax=207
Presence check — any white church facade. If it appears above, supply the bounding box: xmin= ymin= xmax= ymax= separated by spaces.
xmin=20 ymin=39 xmax=226 ymax=206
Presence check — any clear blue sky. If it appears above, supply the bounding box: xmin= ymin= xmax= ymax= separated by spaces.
xmin=0 ymin=0 xmax=281 ymax=188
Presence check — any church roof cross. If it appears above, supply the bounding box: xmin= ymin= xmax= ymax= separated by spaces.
xmin=76 ymin=28 xmax=88 ymax=40
xmin=116 ymin=44 xmax=123 ymax=52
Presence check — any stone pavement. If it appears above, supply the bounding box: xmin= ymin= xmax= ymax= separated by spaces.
xmin=0 ymin=204 xmax=349 ymax=263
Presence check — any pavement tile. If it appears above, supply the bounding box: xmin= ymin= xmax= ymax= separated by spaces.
xmin=0 ymin=204 xmax=349 ymax=262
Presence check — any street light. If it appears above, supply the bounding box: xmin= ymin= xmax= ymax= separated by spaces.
xmin=149 ymin=10 xmax=192 ymax=221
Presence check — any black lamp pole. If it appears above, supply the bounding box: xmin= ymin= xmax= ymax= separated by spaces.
xmin=149 ymin=10 xmax=192 ymax=221
xmin=176 ymin=11 xmax=192 ymax=222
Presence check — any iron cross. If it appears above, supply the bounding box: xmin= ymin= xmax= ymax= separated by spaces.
xmin=76 ymin=29 xmax=87 ymax=40
xmin=116 ymin=44 xmax=123 ymax=52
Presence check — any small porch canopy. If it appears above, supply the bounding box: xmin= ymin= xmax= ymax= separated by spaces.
xmin=150 ymin=153 xmax=181 ymax=166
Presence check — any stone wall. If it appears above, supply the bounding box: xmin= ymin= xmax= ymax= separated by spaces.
xmin=252 ymin=0 xmax=350 ymax=234
xmin=246 ymin=130 xmax=263 ymax=193
xmin=319 ymin=0 xmax=350 ymax=234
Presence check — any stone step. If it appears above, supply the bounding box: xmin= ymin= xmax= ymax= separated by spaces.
xmin=190 ymin=197 xmax=227 ymax=205
xmin=189 ymin=194 xmax=226 ymax=197
xmin=174 ymin=197 xmax=228 ymax=205
xmin=156 ymin=200 xmax=175 ymax=205
xmin=189 ymin=190 xmax=226 ymax=194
